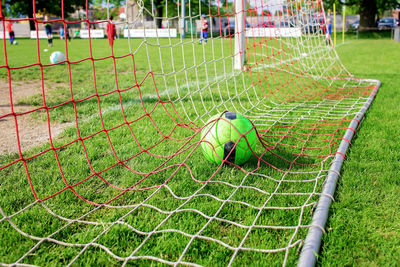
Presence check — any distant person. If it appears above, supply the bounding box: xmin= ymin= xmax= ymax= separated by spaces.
xmin=44 ymin=19 xmax=53 ymax=47
xmin=199 ymin=14 xmax=208 ymax=44
xmin=60 ymin=26 xmax=64 ymax=39
xmin=74 ymin=28 xmax=80 ymax=38
xmin=326 ymin=19 xmax=332 ymax=45
xmin=6 ymin=21 xmax=15 ymax=45
xmin=60 ymin=26 xmax=71 ymax=41
xmin=65 ymin=26 xmax=71 ymax=41
xmin=107 ymin=16 xmax=117 ymax=47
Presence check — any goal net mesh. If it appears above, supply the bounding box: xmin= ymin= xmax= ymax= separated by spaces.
xmin=0 ymin=0 xmax=378 ymax=265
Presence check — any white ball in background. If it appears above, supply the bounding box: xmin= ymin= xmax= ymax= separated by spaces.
xmin=44 ymin=49 xmax=49 ymax=52
xmin=50 ymin=51 xmax=66 ymax=64
xmin=301 ymin=53 xmax=308 ymax=57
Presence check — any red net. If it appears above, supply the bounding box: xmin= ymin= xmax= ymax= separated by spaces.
xmin=0 ymin=0 xmax=378 ymax=265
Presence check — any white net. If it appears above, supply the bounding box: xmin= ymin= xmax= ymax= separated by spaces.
xmin=0 ymin=0 xmax=378 ymax=266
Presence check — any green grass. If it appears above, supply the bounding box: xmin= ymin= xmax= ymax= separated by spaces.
xmin=319 ymin=39 xmax=400 ymax=266
xmin=0 ymin=35 xmax=396 ymax=266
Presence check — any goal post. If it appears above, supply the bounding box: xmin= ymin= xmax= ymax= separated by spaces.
xmin=297 ymin=80 xmax=381 ymax=267
xmin=0 ymin=0 xmax=382 ymax=266
xmin=234 ymin=0 xmax=246 ymax=70
xmin=181 ymin=0 xmax=186 ymax=38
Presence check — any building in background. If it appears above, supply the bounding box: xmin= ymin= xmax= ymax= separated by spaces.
xmin=70 ymin=7 xmax=95 ymax=21
xmin=126 ymin=0 xmax=140 ymax=24
xmin=392 ymin=9 xmax=400 ymax=20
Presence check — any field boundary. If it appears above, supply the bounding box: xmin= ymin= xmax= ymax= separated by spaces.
xmin=297 ymin=79 xmax=381 ymax=267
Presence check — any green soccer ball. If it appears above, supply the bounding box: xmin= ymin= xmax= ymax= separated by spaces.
xmin=200 ymin=112 xmax=257 ymax=165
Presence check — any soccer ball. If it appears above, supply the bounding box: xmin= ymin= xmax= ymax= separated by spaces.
xmin=13 ymin=40 xmax=18 ymax=45
xmin=50 ymin=51 xmax=65 ymax=64
xmin=200 ymin=112 xmax=257 ymax=165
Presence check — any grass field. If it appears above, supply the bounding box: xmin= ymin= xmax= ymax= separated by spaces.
xmin=319 ymin=38 xmax=400 ymax=266
xmin=0 ymin=34 xmax=397 ymax=266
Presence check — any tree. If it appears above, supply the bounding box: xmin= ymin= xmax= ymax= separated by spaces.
xmin=324 ymin=0 xmax=399 ymax=30
xmin=92 ymin=0 xmax=124 ymax=20
xmin=93 ymin=7 xmax=120 ymax=20
xmin=3 ymin=0 xmax=87 ymax=30
xmin=145 ymin=0 xmax=164 ymax=28
xmin=141 ymin=0 xmax=217 ymax=28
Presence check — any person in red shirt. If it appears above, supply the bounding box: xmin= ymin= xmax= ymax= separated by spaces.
xmin=6 ymin=21 xmax=15 ymax=45
xmin=106 ymin=16 xmax=116 ymax=48
xmin=199 ymin=14 xmax=208 ymax=44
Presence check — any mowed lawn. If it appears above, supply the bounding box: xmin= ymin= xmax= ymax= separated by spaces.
xmin=0 ymin=35 xmax=398 ymax=266
xmin=319 ymin=38 xmax=400 ymax=265
xmin=1 ymin=37 xmax=326 ymax=266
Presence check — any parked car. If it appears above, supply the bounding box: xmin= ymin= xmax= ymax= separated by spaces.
xmin=224 ymin=21 xmax=251 ymax=36
xmin=348 ymin=19 xmax=360 ymax=31
xmin=377 ymin=17 xmax=398 ymax=30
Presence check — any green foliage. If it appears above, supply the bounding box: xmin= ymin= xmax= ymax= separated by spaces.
xmin=323 ymin=0 xmax=400 ymax=27
xmin=93 ymin=7 xmax=120 ymax=20
xmin=324 ymin=0 xmax=400 ymax=13
xmin=4 ymin=0 xmax=87 ymax=18
xmin=323 ymin=0 xmax=344 ymax=13
xmin=92 ymin=0 xmax=124 ymax=6
xmin=92 ymin=0 xmax=124 ymax=19
xmin=375 ymin=0 xmax=400 ymax=15
xmin=141 ymin=0 xmax=219 ymax=20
